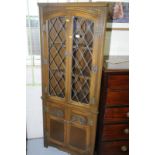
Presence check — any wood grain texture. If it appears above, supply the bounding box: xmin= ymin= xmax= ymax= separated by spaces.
xmin=100 ymin=141 xmax=129 ymax=155
xmin=106 ymin=90 xmax=129 ymax=105
xmin=38 ymin=2 xmax=108 ymax=7
xmin=102 ymin=124 xmax=129 ymax=141
xmin=107 ymin=75 xmax=129 ymax=90
xmin=104 ymin=107 xmax=129 ymax=123
xmin=106 ymin=28 xmax=129 ymax=31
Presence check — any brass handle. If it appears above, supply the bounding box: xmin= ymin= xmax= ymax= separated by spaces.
xmin=121 ymin=146 xmax=128 ymax=152
xmin=126 ymin=112 xmax=129 ymax=117
xmin=124 ymin=128 xmax=129 ymax=134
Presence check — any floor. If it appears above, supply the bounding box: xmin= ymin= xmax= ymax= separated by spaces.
xmin=27 ymin=138 xmax=70 ymax=155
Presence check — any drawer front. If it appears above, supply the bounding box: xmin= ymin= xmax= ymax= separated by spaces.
xmin=101 ymin=141 xmax=129 ymax=155
xmin=106 ymin=91 xmax=129 ymax=105
xmin=104 ymin=107 xmax=129 ymax=123
xmin=102 ymin=124 xmax=129 ymax=141
xmin=108 ymin=75 xmax=129 ymax=90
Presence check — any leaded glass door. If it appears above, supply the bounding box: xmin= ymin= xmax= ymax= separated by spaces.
xmin=67 ymin=108 xmax=92 ymax=154
xmin=70 ymin=16 xmax=97 ymax=105
xmin=44 ymin=14 xmax=100 ymax=106
xmin=46 ymin=16 xmax=67 ymax=101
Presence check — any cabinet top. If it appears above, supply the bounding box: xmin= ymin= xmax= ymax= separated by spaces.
xmin=103 ymin=56 xmax=129 ymax=72
xmin=38 ymin=2 xmax=108 ymax=8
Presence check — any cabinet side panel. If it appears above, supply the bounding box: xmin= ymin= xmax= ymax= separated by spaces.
xmin=39 ymin=6 xmax=48 ymax=147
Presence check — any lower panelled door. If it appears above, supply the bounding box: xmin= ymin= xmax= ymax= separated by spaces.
xmin=47 ymin=112 xmax=91 ymax=154
xmin=46 ymin=104 xmax=94 ymax=154
xmin=47 ymin=116 xmax=65 ymax=146
xmin=46 ymin=105 xmax=66 ymax=146
xmin=66 ymin=109 xmax=93 ymax=154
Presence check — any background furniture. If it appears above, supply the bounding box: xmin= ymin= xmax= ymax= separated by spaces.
xmin=38 ymin=3 xmax=108 ymax=155
xmin=96 ymin=56 xmax=129 ymax=155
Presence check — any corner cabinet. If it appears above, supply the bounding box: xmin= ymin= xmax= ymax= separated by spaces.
xmin=38 ymin=3 xmax=108 ymax=155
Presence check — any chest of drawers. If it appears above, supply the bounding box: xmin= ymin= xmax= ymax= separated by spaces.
xmin=95 ymin=56 xmax=129 ymax=155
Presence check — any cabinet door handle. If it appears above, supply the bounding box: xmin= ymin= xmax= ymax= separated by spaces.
xmin=126 ymin=112 xmax=129 ymax=117
xmin=121 ymin=146 xmax=128 ymax=152
xmin=124 ymin=128 xmax=129 ymax=134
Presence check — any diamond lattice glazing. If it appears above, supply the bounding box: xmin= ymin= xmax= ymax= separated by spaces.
xmin=48 ymin=17 xmax=66 ymax=98
xmin=71 ymin=17 xmax=94 ymax=104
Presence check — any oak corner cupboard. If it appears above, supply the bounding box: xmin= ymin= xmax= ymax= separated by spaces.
xmin=38 ymin=2 xmax=108 ymax=155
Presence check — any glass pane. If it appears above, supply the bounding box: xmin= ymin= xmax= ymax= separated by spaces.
xmin=48 ymin=17 xmax=66 ymax=98
xmin=69 ymin=126 xmax=86 ymax=150
xmin=50 ymin=119 xmax=64 ymax=142
xmin=71 ymin=16 xmax=94 ymax=104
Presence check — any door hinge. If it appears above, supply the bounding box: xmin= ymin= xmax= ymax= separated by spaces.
xmin=88 ymin=119 xmax=93 ymax=126
xmin=92 ymin=65 xmax=98 ymax=73
xmin=42 ymin=58 xmax=48 ymax=65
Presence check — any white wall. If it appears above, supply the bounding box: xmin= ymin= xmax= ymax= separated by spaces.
xmin=104 ymin=30 xmax=129 ymax=55
xmin=26 ymin=85 xmax=43 ymax=138
xmin=26 ymin=67 xmax=43 ymax=139
xmin=26 ymin=29 xmax=129 ymax=139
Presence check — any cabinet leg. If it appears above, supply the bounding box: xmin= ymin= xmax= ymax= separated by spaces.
xmin=44 ymin=144 xmax=48 ymax=148
xmin=44 ymin=138 xmax=48 ymax=148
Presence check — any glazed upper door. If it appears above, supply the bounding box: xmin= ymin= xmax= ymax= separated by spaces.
xmin=68 ymin=15 xmax=100 ymax=107
xmin=66 ymin=108 xmax=93 ymax=154
xmin=48 ymin=17 xmax=66 ymax=99
xmin=42 ymin=14 xmax=69 ymax=102
xmin=42 ymin=11 xmax=104 ymax=106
